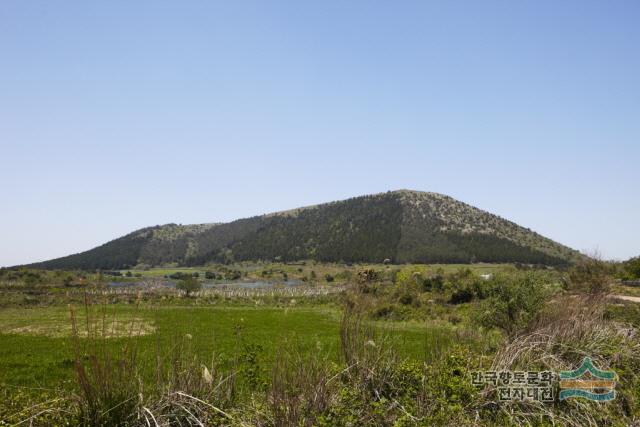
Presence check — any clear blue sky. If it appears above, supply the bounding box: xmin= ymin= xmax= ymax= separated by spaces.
xmin=1 ymin=1 xmax=638 ymax=266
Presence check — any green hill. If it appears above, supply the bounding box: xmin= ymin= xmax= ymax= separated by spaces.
xmin=28 ymin=190 xmax=582 ymax=269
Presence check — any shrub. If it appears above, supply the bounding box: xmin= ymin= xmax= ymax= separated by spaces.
xmin=176 ymin=276 xmax=202 ymax=296
xmin=422 ymin=274 xmax=444 ymax=291
xmin=476 ymin=272 xmax=551 ymax=336
xmin=567 ymin=257 xmax=613 ymax=294
xmin=372 ymin=304 xmax=396 ymax=319
xmin=357 ymin=269 xmax=379 ymax=283
xmin=63 ymin=275 xmax=74 ymax=287
xmin=226 ymin=270 xmax=242 ymax=280
xmin=448 ymin=286 xmax=474 ymax=304
xmin=398 ymin=293 xmax=414 ymax=305
xmin=621 ymin=256 xmax=640 ymax=280
xmin=417 ymin=346 xmax=479 ymax=425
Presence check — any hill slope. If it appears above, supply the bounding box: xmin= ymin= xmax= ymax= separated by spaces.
xmin=28 ymin=190 xmax=582 ymax=269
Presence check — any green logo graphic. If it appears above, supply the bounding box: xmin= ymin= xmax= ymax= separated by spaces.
xmin=559 ymin=357 xmax=617 ymax=401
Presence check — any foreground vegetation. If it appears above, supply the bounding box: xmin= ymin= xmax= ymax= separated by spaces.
xmin=1 ymin=257 xmax=640 ymax=426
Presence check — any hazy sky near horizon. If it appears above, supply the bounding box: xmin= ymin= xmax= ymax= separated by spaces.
xmin=1 ymin=1 xmax=639 ymax=266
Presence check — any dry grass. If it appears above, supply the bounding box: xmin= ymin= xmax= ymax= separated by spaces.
xmin=486 ymin=294 xmax=640 ymax=426
xmin=0 ymin=305 xmax=155 ymax=338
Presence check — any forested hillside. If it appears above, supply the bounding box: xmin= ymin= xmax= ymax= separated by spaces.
xmin=28 ymin=190 xmax=582 ymax=269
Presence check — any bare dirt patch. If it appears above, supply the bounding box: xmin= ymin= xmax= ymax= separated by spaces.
xmin=0 ymin=307 xmax=155 ymax=338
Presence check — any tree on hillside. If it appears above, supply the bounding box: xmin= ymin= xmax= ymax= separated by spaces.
xmin=177 ymin=276 xmax=202 ymax=297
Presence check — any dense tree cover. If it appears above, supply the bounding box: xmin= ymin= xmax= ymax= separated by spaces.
xmin=218 ymin=194 xmax=404 ymax=264
xmin=27 ymin=191 xmax=579 ymax=270
xmin=28 ymin=228 xmax=154 ymax=270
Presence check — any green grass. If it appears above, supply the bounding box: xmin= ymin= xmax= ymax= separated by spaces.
xmin=0 ymin=303 xmax=444 ymax=390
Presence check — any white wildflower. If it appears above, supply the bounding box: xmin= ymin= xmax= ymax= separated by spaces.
xmin=203 ymin=366 xmax=213 ymax=385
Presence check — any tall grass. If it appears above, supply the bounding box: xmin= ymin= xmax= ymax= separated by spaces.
xmin=487 ymin=294 xmax=640 ymax=426
xmin=68 ymin=292 xmax=239 ymax=426
xmin=69 ymin=293 xmax=144 ymax=426
xmin=62 ymin=291 xmax=441 ymax=426
xmin=267 ymin=340 xmax=332 ymax=427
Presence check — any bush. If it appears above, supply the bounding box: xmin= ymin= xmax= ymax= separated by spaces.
xmin=226 ymin=270 xmax=242 ymax=280
xmin=417 ymin=346 xmax=479 ymax=425
xmin=567 ymin=257 xmax=613 ymax=294
xmin=476 ymin=272 xmax=551 ymax=336
xmin=621 ymin=256 xmax=640 ymax=280
xmin=448 ymin=287 xmax=474 ymax=304
xmin=176 ymin=276 xmax=202 ymax=296
xmin=63 ymin=275 xmax=74 ymax=287
xmin=422 ymin=274 xmax=444 ymax=291
xmin=357 ymin=269 xmax=379 ymax=283
xmin=398 ymin=293 xmax=414 ymax=305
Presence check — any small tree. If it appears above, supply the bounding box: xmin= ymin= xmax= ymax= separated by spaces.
xmin=177 ymin=276 xmax=202 ymax=297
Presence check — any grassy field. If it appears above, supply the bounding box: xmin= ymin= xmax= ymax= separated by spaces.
xmin=3 ymin=261 xmax=639 ymax=426
xmin=0 ymin=303 xmax=454 ymax=390
xmin=0 ymin=261 xmax=558 ymax=391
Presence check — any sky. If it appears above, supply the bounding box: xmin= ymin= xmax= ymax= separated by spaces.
xmin=1 ymin=0 xmax=639 ymax=266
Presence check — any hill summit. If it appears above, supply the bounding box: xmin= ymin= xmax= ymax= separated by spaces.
xmin=29 ymin=190 xmax=581 ymax=269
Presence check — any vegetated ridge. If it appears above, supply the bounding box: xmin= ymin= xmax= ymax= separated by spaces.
xmin=28 ymin=190 xmax=582 ymax=269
